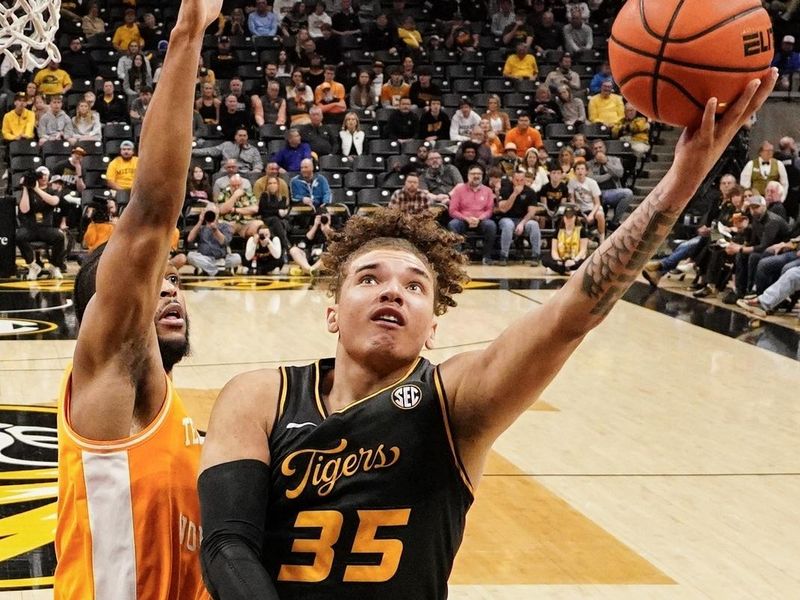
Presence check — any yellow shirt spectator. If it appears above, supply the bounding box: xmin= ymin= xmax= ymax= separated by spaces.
xmin=113 ymin=23 xmax=144 ymax=53
xmin=2 ymin=106 xmax=36 ymax=141
xmin=106 ymin=155 xmax=139 ymax=190
xmin=33 ymin=66 xmax=73 ymax=96
xmin=503 ymin=53 xmax=539 ymax=79
xmin=398 ymin=26 xmax=422 ymax=49
xmin=588 ymin=90 xmax=625 ymax=127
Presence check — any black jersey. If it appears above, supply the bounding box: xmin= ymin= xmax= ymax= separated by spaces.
xmin=264 ymin=357 xmax=474 ymax=599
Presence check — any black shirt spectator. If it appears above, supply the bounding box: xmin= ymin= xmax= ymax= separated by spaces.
xmin=300 ymin=115 xmax=337 ymax=155
xmin=385 ymin=98 xmax=419 ymax=141
xmin=499 ymin=178 xmax=537 ymax=219
xmin=60 ymin=38 xmax=98 ymax=81
xmin=408 ymin=73 xmax=442 ymax=108
xmin=539 ymin=180 xmax=570 ymax=214
xmin=314 ymin=25 xmax=343 ymax=65
xmin=209 ymin=37 xmax=239 ymax=80
xmin=364 ymin=14 xmax=400 ymax=52
xmin=219 ymin=95 xmax=253 ymax=139
xmin=534 ymin=13 xmax=563 ymax=53
xmin=331 ymin=0 xmax=361 ymax=34
xmin=418 ymin=100 xmax=451 ymax=141
xmin=95 ymin=83 xmax=129 ymax=123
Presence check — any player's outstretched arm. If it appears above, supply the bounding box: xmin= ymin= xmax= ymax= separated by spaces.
xmin=71 ymin=0 xmax=221 ymax=440
xmin=440 ymin=69 xmax=778 ymax=479
xmin=199 ymin=370 xmax=281 ymax=599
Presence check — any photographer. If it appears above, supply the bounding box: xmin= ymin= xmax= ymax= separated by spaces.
xmin=186 ymin=205 xmax=242 ymax=276
xmin=16 ymin=167 xmax=67 ymax=280
xmin=245 ymin=226 xmax=283 ymax=275
xmin=288 ymin=212 xmax=334 ymax=275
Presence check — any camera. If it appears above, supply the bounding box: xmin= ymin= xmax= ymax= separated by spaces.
xmin=259 ymin=233 xmax=267 ymax=241
xmin=202 ymin=210 xmax=216 ymax=224
xmin=88 ymin=201 xmax=110 ymax=223
xmin=320 ymin=215 xmax=330 ymax=225
xmin=21 ymin=170 xmax=39 ymax=189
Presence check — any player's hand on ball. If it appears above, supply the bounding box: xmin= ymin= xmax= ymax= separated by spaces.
xmin=673 ymin=68 xmax=778 ymax=189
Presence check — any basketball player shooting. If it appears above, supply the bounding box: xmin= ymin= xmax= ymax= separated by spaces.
xmin=197 ymin=76 xmax=778 ymax=599
xmin=54 ymin=0 xmax=222 ymax=598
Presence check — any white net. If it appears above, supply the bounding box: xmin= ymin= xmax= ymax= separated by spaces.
xmin=0 ymin=0 xmax=62 ymax=72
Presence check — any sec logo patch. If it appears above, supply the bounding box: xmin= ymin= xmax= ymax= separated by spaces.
xmin=391 ymin=385 xmax=422 ymax=410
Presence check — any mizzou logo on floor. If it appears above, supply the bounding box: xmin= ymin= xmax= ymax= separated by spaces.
xmin=0 ymin=318 xmax=57 ymax=337
xmin=0 ymin=405 xmax=58 ymax=590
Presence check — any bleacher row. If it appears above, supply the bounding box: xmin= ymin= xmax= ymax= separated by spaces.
xmin=5 ymin=0 xmax=647 ymax=242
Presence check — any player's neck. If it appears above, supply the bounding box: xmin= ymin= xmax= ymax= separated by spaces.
xmin=324 ymin=347 xmax=417 ymax=413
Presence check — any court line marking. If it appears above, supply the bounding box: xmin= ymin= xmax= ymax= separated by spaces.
xmin=0 ymin=301 xmax=73 ymax=314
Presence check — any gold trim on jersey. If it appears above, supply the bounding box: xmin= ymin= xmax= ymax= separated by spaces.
xmin=59 ymin=365 xmax=174 ymax=452
xmin=277 ymin=366 xmax=288 ymax=421
xmin=312 ymin=357 xmax=423 ymax=419
xmin=433 ymin=367 xmax=475 ymax=497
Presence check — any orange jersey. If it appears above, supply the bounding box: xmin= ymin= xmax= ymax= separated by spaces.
xmin=55 ymin=366 xmax=209 ymax=600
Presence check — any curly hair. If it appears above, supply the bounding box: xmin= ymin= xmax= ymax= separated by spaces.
xmin=322 ymin=209 xmax=469 ymax=316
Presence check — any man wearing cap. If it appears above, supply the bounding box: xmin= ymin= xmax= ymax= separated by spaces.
xmin=117 ymin=41 xmax=153 ymax=84
xmin=2 ymin=92 xmax=36 ymax=141
xmin=497 ymin=142 xmax=522 ymax=177
xmin=504 ymin=112 xmax=544 ymax=158
xmin=408 ymin=68 xmax=442 ymax=110
xmin=450 ymin=99 xmax=481 ymax=142
xmin=725 ymin=194 xmax=791 ymax=300
xmin=249 ymin=0 xmax=279 ymax=37
xmin=772 ymin=35 xmax=800 ymax=91
xmin=16 ymin=167 xmax=67 ymax=280
xmin=418 ymin=97 xmax=450 ymax=142
xmin=52 ymin=146 xmax=87 ymax=195
xmin=38 ymin=95 xmax=75 ymax=145
xmin=106 ymin=141 xmax=139 ymax=192
xmin=209 ymin=36 xmax=239 ymax=81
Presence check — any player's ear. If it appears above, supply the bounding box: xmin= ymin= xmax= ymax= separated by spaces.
xmin=325 ymin=305 xmax=339 ymax=334
xmin=424 ymin=320 xmax=437 ymax=350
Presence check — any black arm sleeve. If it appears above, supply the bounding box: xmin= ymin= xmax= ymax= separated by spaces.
xmin=198 ymin=459 xmax=281 ymax=600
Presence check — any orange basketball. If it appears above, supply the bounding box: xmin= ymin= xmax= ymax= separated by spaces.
xmin=609 ymin=0 xmax=774 ymax=128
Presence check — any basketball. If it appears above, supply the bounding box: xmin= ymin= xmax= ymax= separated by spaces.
xmin=609 ymin=0 xmax=774 ymax=128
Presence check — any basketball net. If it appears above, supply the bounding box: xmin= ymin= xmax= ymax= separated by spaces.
xmin=0 ymin=0 xmax=62 ymax=72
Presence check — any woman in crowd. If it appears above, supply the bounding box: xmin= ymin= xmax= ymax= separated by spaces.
xmin=339 ymin=111 xmax=365 ymax=156
xmin=350 ymin=70 xmax=377 ymax=111
xmin=195 ymin=82 xmax=221 ymax=125
xmin=276 ymin=49 xmax=294 ymax=77
xmin=556 ymin=84 xmax=586 ymax=127
xmin=281 ymin=3 xmax=309 ymax=37
xmin=286 ymin=69 xmax=314 ymax=102
xmin=480 ymin=118 xmax=504 ymax=156
xmin=186 ymin=165 xmax=213 ymax=204
xmin=482 ymin=94 xmax=511 ymax=135
xmin=256 ymin=175 xmax=291 ymax=250
xmin=401 ymin=56 xmax=417 ymax=84
xmin=216 ymin=7 xmax=249 ymax=37
xmin=124 ymin=54 xmax=153 ymax=103
xmin=559 ymin=147 xmax=576 ymax=180
xmin=72 ymin=99 xmax=102 ymax=141
xmin=542 ymin=204 xmax=589 ymax=275
xmin=521 ymin=148 xmax=549 ymax=191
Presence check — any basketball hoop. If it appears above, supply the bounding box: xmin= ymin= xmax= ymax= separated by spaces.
xmin=0 ymin=0 xmax=62 ymax=72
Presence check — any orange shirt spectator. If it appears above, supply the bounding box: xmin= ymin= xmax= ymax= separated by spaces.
xmin=504 ymin=115 xmax=544 ymax=158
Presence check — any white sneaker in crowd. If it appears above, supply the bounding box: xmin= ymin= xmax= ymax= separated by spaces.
xmin=48 ymin=265 xmax=63 ymax=279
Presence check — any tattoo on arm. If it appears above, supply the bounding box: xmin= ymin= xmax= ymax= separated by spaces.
xmin=581 ymin=191 xmax=679 ymax=317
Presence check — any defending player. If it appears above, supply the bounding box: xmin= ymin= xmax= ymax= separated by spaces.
xmin=198 ymin=72 xmax=778 ymax=598
xmin=54 ymin=0 xmax=222 ymax=597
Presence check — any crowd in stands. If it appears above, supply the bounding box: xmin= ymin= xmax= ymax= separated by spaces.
xmin=0 ymin=0 xmax=798 ymax=318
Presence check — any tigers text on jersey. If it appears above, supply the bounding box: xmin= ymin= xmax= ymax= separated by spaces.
xmin=264 ymin=357 xmax=474 ymax=599
xmin=55 ymin=366 xmax=209 ymax=600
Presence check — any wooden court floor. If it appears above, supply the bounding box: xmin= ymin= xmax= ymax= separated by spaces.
xmin=0 ymin=265 xmax=798 ymax=599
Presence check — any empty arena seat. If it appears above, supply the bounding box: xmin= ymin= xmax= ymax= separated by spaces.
xmin=344 ymin=171 xmax=376 ymax=190
xmin=318 ymin=155 xmax=352 ymax=173
xmin=8 ymin=140 xmax=39 ymax=158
